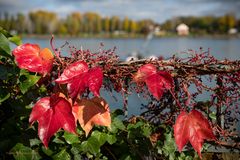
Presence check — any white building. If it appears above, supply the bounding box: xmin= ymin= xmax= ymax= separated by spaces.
xmin=228 ymin=28 xmax=238 ymax=35
xmin=176 ymin=23 xmax=189 ymax=36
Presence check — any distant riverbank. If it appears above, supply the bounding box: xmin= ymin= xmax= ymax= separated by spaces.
xmin=20 ymin=33 xmax=240 ymax=40
xmin=21 ymin=33 xmax=146 ymax=39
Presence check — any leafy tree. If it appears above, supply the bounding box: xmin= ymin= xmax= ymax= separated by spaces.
xmin=110 ymin=16 xmax=120 ymax=32
xmin=129 ymin=20 xmax=138 ymax=33
xmin=3 ymin=12 xmax=11 ymax=31
xmin=66 ymin=12 xmax=82 ymax=36
xmin=102 ymin=17 xmax=110 ymax=33
xmin=29 ymin=10 xmax=58 ymax=34
xmin=138 ymin=19 xmax=154 ymax=34
xmin=95 ymin=14 xmax=102 ymax=34
xmin=122 ymin=16 xmax=130 ymax=33
xmin=225 ymin=14 xmax=236 ymax=30
xmin=16 ymin=13 xmax=26 ymax=34
xmin=57 ymin=21 xmax=68 ymax=35
xmin=83 ymin=12 xmax=102 ymax=34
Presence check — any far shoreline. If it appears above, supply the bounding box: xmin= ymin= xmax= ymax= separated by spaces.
xmin=20 ymin=33 xmax=240 ymax=40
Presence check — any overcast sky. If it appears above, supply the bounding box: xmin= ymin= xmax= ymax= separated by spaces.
xmin=0 ymin=0 xmax=240 ymax=23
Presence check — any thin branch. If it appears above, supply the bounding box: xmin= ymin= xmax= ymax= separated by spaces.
xmin=113 ymin=59 xmax=240 ymax=77
xmin=216 ymin=140 xmax=240 ymax=149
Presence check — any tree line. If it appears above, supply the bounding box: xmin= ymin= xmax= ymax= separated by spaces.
xmin=0 ymin=11 xmax=154 ymax=36
xmin=0 ymin=10 xmax=239 ymax=36
xmin=162 ymin=14 xmax=240 ymax=35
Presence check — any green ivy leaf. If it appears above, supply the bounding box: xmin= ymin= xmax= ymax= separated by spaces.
xmin=70 ymin=144 xmax=84 ymax=160
xmin=107 ymin=134 xmax=117 ymax=145
xmin=52 ymin=149 xmax=71 ymax=160
xmin=178 ymin=152 xmax=194 ymax=160
xmin=157 ymin=145 xmax=163 ymax=154
xmin=80 ymin=136 xmax=100 ymax=155
xmin=71 ymin=144 xmax=81 ymax=155
xmin=0 ymin=27 xmax=12 ymax=37
xmin=52 ymin=137 xmax=65 ymax=144
xmin=39 ymin=85 xmax=47 ymax=93
xmin=79 ymin=131 xmax=117 ymax=156
xmin=0 ymin=88 xmax=10 ymax=104
xmin=63 ymin=131 xmax=79 ymax=144
xmin=162 ymin=132 xmax=177 ymax=159
xmin=0 ymin=33 xmax=11 ymax=57
xmin=0 ymin=65 xmax=8 ymax=80
xmin=120 ymin=155 xmax=132 ymax=160
xmin=142 ymin=125 xmax=151 ymax=137
xmin=19 ymin=70 xmax=40 ymax=94
xmin=10 ymin=143 xmax=41 ymax=160
xmin=41 ymin=146 xmax=53 ymax=156
xmin=0 ymin=65 xmax=15 ymax=80
xmin=91 ymin=131 xmax=108 ymax=146
xmin=0 ymin=27 xmax=22 ymax=45
xmin=127 ymin=121 xmax=151 ymax=139
xmin=29 ymin=138 xmax=42 ymax=147
xmin=8 ymin=35 xmax=22 ymax=46
xmin=109 ymin=117 xmax=125 ymax=133
xmin=111 ymin=109 xmax=124 ymax=118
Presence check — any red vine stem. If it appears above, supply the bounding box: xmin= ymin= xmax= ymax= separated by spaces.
xmin=169 ymin=89 xmax=183 ymax=111
xmin=50 ymin=35 xmax=63 ymax=65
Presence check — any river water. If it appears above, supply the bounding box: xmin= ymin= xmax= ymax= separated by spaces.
xmin=23 ymin=37 xmax=240 ymax=60
xmin=22 ymin=37 xmax=240 ymax=115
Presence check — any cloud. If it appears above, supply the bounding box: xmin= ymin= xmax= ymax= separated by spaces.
xmin=0 ymin=0 xmax=239 ymax=23
xmin=179 ymin=0 xmax=240 ymax=17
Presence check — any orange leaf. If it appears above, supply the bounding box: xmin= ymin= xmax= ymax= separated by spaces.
xmin=72 ymin=97 xmax=111 ymax=136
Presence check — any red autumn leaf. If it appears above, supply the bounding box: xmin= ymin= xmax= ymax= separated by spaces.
xmin=12 ymin=43 xmax=54 ymax=75
xmin=67 ymin=74 xmax=86 ymax=100
xmin=55 ymin=60 xmax=89 ymax=83
xmin=29 ymin=94 xmax=76 ymax=147
xmin=174 ymin=110 xmax=216 ymax=158
xmin=72 ymin=97 xmax=111 ymax=136
xmin=134 ymin=64 xmax=174 ymax=100
xmin=85 ymin=67 xmax=103 ymax=97
xmin=55 ymin=61 xmax=103 ymax=99
xmin=134 ymin=64 xmax=157 ymax=82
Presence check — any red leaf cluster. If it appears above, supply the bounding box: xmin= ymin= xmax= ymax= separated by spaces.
xmin=12 ymin=43 xmax=54 ymax=75
xmin=29 ymin=95 xmax=111 ymax=146
xmin=174 ymin=110 xmax=216 ymax=158
xmin=55 ymin=61 xmax=103 ymax=99
xmin=134 ymin=64 xmax=174 ymax=100
xmin=26 ymin=58 xmax=107 ymax=147
xmin=29 ymin=94 xmax=76 ymax=147
xmin=14 ymin=42 xmax=216 ymax=158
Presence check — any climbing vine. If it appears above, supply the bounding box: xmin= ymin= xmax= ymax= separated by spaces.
xmin=0 ymin=28 xmax=239 ymax=159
